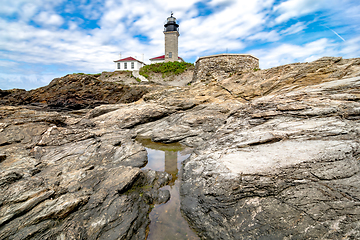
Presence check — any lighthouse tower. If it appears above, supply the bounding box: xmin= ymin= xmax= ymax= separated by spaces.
xmin=164 ymin=12 xmax=179 ymax=62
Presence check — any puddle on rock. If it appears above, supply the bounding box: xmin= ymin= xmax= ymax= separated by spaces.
xmin=136 ymin=138 xmax=199 ymax=240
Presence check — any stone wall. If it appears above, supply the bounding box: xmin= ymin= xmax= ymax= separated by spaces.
xmin=164 ymin=31 xmax=179 ymax=62
xmin=192 ymin=54 xmax=259 ymax=82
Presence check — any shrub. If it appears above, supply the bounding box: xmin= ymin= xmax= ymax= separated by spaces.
xmin=139 ymin=62 xmax=194 ymax=78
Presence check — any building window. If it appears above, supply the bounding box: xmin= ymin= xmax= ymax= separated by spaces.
xmin=169 ymin=52 xmax=172 ymax=58
xmin=117 ymin=63 xmax=120 ymax=69
xmin=124 ymin=62 xmax=127 ymax=69
xmin=131 ymin=62 xmax=134 ymax=69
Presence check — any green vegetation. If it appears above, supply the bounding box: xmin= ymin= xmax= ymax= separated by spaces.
xmin=74 ymin=73 xmax=101 ymax=77
xmin=253 ymin=68 xmax=261 ymax=71
xmin=136 ymin=78 xmax=141 ymax=82
xmin=140 ymin=61 xmax=194 ymax=79
xmin=141 ymin=73 xmax=150 ymax=79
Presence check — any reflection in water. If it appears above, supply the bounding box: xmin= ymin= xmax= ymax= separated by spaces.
xmin=165 ymin=151 xmax=178 ymax=186
xmin=136 ymin=138 xmax=199 ymax=240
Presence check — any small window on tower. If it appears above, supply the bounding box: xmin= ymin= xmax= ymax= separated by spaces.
xmin=117 ymin=63 xmax=120 ymax=69
xmin=169 ymin=52 xmax=172 ymax=58
xmin=131 ymin=62 xmax=134 ymax=69
xmin=124 ymin=63 xmax=127 ymax=69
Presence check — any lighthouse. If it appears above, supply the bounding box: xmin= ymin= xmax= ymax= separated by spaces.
xmin=149 ymin=13 xmax=184 ymax=63
xmin=164 ymin=12 xmax=179 ymax=62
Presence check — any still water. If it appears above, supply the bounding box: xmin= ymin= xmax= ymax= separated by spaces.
xmin=136 ymin=138 xmax=199 ymax=240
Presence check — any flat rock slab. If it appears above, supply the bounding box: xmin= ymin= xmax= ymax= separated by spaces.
xmin=220 ymin=140 xmax=355 ymax=174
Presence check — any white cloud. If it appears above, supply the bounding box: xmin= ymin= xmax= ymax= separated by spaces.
xmin=280 ymin=22 xmax=307 ymax=35
xmin=248 ymin=30 xmax=280 ymax=41
xmin=251 ymin=38 xmax=337 ymax=69
xmin=273 ymin=0 xmax=327 ymax=23
xmin=0 ymin=0 xmax=359 ymax=90
xmin=34 ymin=12 xmax=64 ymax=26
xmin=249 ymin=36 xmax=360 ymax=70
xmin=340 ymin=36 xmax=360 ymax=56
xmin=0 ymin=73 xmax=57 ymax=90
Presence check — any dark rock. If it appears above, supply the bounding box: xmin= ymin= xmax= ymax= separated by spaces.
xmin=0 ymin=74 xmax=149 ymax=110
xmin=0 ymin=154 xmax=6 ymax=162
xmin=0 ymin=171 xmax=22 ymax=187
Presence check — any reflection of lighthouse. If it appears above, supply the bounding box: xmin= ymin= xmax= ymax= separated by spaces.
xmin=165 ymin=151 xmax=178 ymax=185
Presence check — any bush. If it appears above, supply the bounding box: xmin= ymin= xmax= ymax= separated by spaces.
xmin=139 ymin=62 xmax=194 ymax=79
xmin=91 ymin=73 xmax=101 ymax=77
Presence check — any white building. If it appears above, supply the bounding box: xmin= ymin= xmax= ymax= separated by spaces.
xmin=114 ymin=57 xmax=146 ymax=71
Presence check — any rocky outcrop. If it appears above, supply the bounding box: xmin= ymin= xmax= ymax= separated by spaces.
xmin=143 ymin=70 xmax=193 ymax=86
xmin=0 ymin=106 xmax=171 ymax=239
xmin=1 ymin=56 xmax=360 ymax=239
xmin=193 ymin=54 xmax=259 ymax=83
xmin=0 ymin=74 xmax=151 ymax=110
xmin=219 ymin=56 xmax=360 ymax=100
xmin=180 ymin=76 xmax=360 ymax=239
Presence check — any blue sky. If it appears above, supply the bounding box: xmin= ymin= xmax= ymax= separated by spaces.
xmin=1 ymin=0 xmax=359 ymax=90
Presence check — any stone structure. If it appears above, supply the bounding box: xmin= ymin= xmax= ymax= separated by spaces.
xmin=193 ymin=53 xmax=259 ymax=82
xmin=149 ymin=13 xmax=184 ymax=63
xmin=164 ymin=13 xmax=179 ymax=62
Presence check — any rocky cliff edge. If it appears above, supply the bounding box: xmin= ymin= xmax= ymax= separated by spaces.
xmin=0 ymin=56 xmax=360 ymax=239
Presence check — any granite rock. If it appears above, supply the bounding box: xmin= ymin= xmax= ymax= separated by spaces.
xmin=1 ymin=57 xmax=360 ymax=239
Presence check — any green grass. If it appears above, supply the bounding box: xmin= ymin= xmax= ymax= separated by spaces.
xmin=140 ymin=61 xmax=194 ymax=79
xmin=74 ymin=73 xmax=101 ymax=77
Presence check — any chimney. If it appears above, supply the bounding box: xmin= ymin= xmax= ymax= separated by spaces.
xmin=141 ymin=54 xmax=144 ymax=62
xmin=119 ymin=53 xmax=122 ymax=59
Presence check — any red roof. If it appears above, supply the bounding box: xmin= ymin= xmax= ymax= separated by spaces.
xmin=149 ymin=55 xmax=165 ymax=60
xmin=114 ymin=57 xmax=146 ymax=65
xmin=150 ymin=55 xmax=184 ymax=61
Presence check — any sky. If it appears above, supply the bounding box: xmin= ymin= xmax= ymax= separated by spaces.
xmin=1 ymin=0 xmax=360 ymax=90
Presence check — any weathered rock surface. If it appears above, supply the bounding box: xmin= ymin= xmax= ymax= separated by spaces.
xmin=0 ymin=74 xmax=150 ymax=110
xmin=0 ymin=105 xmax=171 ymax=239
xmin=1 ymin=56 xmax=360 ymax=239
xmin=193 ymin=54 xmax=259 ymax=83
xmin=219 ymin=56 xmax=360 ymax=100
xmin=179 ymin=75 xmax=360 ymax=239
xmin=144 ymin=69 xmax=193 ymax=86
xmin=98 ymin=71 xmax=139 ymax=84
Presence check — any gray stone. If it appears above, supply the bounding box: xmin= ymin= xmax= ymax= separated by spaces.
xmin=1 ymin=57 xmax=360 ymax=239
xmin=193 ymin=53 xmax=259 ymax=82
